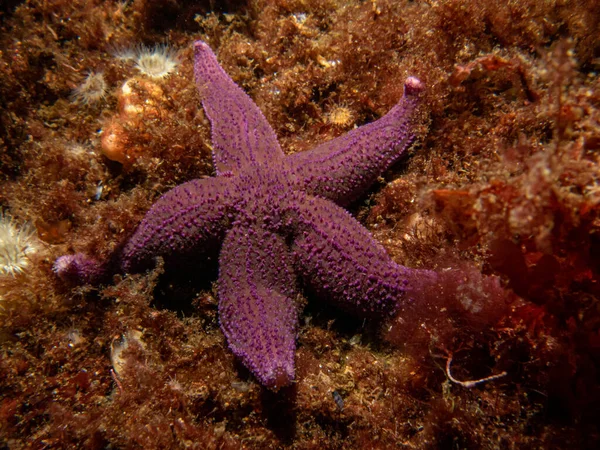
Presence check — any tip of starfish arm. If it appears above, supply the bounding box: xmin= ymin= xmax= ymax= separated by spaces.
xmin=263 ymin=365 xmax=294 ymax=391
xmin=404 ymin=76 xmax=424 ymax=96
xmin=53 ymin=253 xmax=105 ymax=285
xmin=193 ymin=40 xmax=209 ymax=50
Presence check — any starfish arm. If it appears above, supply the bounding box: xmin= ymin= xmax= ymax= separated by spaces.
xmin=218 ymin=219 xmax=299 ymax=390
xmin=53 ymin=253 xmax=107 ymax=285
xmin=286 ymin=191 xmax=435 ymax=316
xmin=121 ymin=177 xmax=238 ymax=273
xmin=194 ymin=41 xmax=285 ymax=175
xmin=287 ymin=77 xmax=424 ymax=206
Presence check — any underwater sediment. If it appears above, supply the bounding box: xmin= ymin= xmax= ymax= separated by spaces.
xmin=1 ymin=0 xmax=599 ymax=448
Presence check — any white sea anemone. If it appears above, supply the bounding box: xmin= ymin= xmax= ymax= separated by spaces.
xmin=327 ymin=104 xmax=355 ymax=127
xmin=111 ymin=45 xmax=136 ymax=62
xmin=134 ymin=44 xmax=178 ymax=79
xmin=0 ymin=212 xmax=38 ymax=277
xmin=71 ymin=72 xmax=108 ymax=105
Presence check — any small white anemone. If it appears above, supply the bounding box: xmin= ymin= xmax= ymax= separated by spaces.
xmin=111 ymin=46 xmax=137 ymax=62
xmin=71 ymin=72 xmax=108 ymax=105
xmin=0 ymin=212 xmax=38 ymax=277
xmin=133 ymin=44 xmax=178 ymax=79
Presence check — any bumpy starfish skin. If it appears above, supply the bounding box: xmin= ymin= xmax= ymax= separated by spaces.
xmin=55 ymin=41 xmax=431 ymax=389
xmin=120 ymin=176 xmax=238 ymax=272
xmin=283 ymin=191 xmax=413 ymax=316
xmin=218 ymin=215 xmax=298 ymax=388
xmin=288 ymin=76 xmax=424 ymax=206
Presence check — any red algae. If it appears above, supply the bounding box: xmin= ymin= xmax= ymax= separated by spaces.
xmin=1 ymin=0 xmax=600 ymax=448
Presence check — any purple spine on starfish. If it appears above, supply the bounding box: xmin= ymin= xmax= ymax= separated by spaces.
xmin=288 ymin=77 xmax=424 ymax=205
xmin=120 ymin=177 xmax=238 ymax=273
xmin=283 ymin=191 xmax=412 ymax=317
xmin=218 ymin=216 xmax=298 ymax=388
xmin=193 ymin=40 xmax=285 ymax=175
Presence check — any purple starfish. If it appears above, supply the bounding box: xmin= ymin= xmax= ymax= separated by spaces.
xmin=55 ymin=41 xmax=436 ymax=389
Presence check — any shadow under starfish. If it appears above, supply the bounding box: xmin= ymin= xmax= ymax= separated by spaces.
xmin=55 ymin=40 xmax=450 ymax=390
